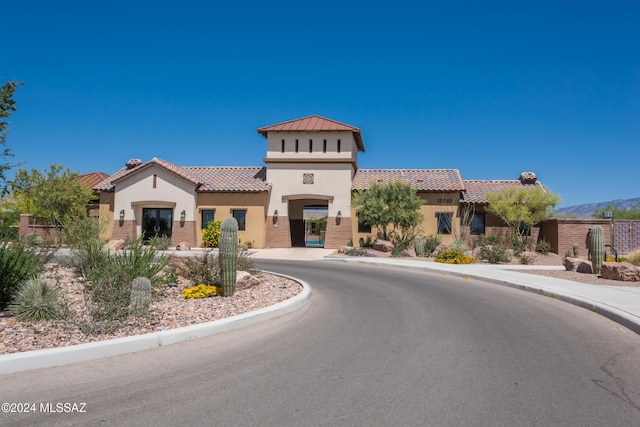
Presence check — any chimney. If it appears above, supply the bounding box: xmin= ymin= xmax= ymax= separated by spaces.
xmin=519 ymin=172 xmax=537 ymax=184
xmin=125 ymin=159 xmax=143 ymax=169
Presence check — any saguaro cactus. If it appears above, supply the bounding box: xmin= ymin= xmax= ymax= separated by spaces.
xmin=219 ymin=217 xmax=239 ymax=297
xmin=130 ymin=276 xmax=151 ymax=316
xmin=414 ymin=235 xmax=424 ymax=257
xmin=590 ymin=226 xmax=605 ymax=275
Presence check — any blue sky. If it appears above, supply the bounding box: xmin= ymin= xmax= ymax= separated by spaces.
xmin=3 ymin=1 xmax=639 ymax=208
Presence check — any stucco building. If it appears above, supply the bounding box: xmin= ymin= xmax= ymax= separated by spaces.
xmin=93 ymin=115 xmax=545 ymax=249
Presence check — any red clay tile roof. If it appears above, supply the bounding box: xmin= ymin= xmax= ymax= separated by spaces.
xmin=352 ymin=169 xmax=465 ymax=191
xmin=257 ymin=115 xmax=365 ymax=152
xmin=462 ymin=180 xmax=545 ymax=203
xmin=76 ymin=172 xmax=110 ymax=190
xmin=94 ymin=158 xmax=269 ymax=192
xmin=185 ymin=166 xmax=268 ymax=192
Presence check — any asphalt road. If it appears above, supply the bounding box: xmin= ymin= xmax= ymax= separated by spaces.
xmin=1 ymin=260 xmax=640 ymax=426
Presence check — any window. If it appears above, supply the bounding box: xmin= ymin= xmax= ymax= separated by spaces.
xmin=337 ymin=139 xmax=341 ymax=153
xmin=323 ymin=139 xmax=327 ymax=153
xmin=518 ymin=222 xmax=531 ymax=236
xmin=309 ymin=139 xmax=313 ymax=153
xmin=295 ymin=139 xmax=299 ymax=153
xmin=201 ymin=209 xmax=215 ymax=229
xmin=357 ymin=216 xmax=371 ymax=233
xmin=437 ymin=213 xmax=452 ymax=234
xmin=281 ymin=139 xmax=285 ymax=153
xmin=232 ymin=209 xmax=247 ymax=231
xmin=470 ymin=213 xmax=485 ymax=235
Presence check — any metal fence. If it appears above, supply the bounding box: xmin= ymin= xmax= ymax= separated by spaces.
xmin=613 ymin=220 xmax=640 ymax=255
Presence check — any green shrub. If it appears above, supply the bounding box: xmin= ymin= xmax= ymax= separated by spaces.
xmin=479 ymin=234 xmax=502 ymax=246
xmin=237 ymin=250 xmax=258 ymax=273
xmin=479 ymin=244 xmax=512 ymax=264
xmin=9 ymin=277 xmax=66 ymax=321
xmin=563 ymin=250 xmax=573 ymax=259
xmin=148 ymin=235 xmax=171 ymax=250
xmin=80 ymin=236 xmax=169 ymax=324
xmin=435 ymin=249 xmax=476 ymax=264
xmin=180 ymin=251 xmax=221 ymax=285
xmin=345 ymin=247 xmax=376 ymax=257
xmin=627 ymin=249 xmax=640 ymax=266
xmin=423 ymin=235 xmax=441 ymax=256
xmin=449 ymin=239 xmax=469 ymax=254
xmin=535 ymin=239 xmax=551 ymax=255
xmin=0 ymin=242 xmax=44 ymax=309
xmin=511 ymin=238 xmax=525 ymax=255
xmin=202 ymin=220 xmax=221 ymax=248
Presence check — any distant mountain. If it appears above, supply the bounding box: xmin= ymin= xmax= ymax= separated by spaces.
xmin=555 ymin=197 xmax=640 ymax=218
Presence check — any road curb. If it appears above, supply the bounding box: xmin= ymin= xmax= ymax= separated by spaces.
xmin=327 ymin=256 xmax=640 ymax=336
xmin=0 ymin=271 xmax=311 ymax=375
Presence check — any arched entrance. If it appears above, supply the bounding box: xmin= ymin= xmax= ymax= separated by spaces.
xmin=286 ymin=196 xmax=331 ymax=248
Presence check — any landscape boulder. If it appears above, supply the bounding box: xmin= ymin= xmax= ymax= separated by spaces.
xmin=600 ymin=262 xmax=640 ymax=282
xmin=338 ymin=245 xmax=354 ymax=254
xmin=431 ymin=244 xmax=449 ymax=257
xmin=236 ymin=271 xmax=262 ymax=290
xmin=107 ymin=239 xmax=125 ymax=251
xmin=563 ymin=257 xmax=593 ymax=274
xmin=175 ymin=241 xmax=191 ymax=251
xmin=373 ymin=239 xmax=394 ymax=252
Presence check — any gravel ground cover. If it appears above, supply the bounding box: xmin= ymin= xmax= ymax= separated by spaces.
xmin=0 ymin=266 xmax=301 ymax=355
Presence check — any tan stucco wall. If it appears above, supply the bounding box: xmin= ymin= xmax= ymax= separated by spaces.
xmin=266 ymin=163 xmax=353 ymax=221
xmin=98 ymin=192 xmax=115 ymax=240
xmin=114 ymin=165 xmax=197 ymax=240
xmin=351 ymin=191 xmax=462 ymax=246
xmin=196 ymin=192 xmax=268 ymax=248
xmin=265 ymin=130 xmax=357 ymax=161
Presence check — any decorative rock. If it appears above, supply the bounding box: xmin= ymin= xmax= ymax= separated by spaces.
xmin=176 ymin=242 xmax=191 ymax=251
xmin=236 ymin=271 xmax=261 ymax=290
xmin=338 ymin=246 xmax=354 ymax=254
xmin=600 ymin=262 xmax=640 ymax=282
xmin=107 ymin=239 xmax=125 ymax=251
xmin=563 ymin=257 xmax=593 ymax=274
xmin=432 ymin=244 xmax=449 ymax=257
xmin=373 ymin=239 xmax=394 ymax=252
xmin=472 ymin=246 xmax=485 ymax=259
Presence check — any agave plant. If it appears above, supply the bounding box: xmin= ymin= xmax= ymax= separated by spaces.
xmin=9 ymin=277 xmax=66 ymax=321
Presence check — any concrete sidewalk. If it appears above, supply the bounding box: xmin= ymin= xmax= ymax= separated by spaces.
xmin=326 ymin=255 xmax=640 ymax=336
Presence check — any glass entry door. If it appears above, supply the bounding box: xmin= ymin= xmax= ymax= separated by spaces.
xmin=142 ymin=208 xmax=173 ymax=241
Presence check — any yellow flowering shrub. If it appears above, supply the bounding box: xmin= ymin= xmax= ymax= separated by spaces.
xmin=182 ymin=284 xmax=221 ymax=299
xmin=434 ymin=249 xmax=477 ymax=264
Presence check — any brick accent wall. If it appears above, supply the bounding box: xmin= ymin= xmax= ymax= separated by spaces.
xmin=325 ymin=217 xmax=353 ymax=249
xmin=265 ymin=215 xmax=291 ymax=248
xmin=539 ymin=218 xmax=610 ymax=256
xmin=110 ymin=220 xmax=138 ymax=241
xmin=171 ymin=221 xmax=197 ymax=248
xmin=18 ymin=214 xmax=58 ymax=244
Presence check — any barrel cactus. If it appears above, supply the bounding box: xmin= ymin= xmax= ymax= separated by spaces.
xmin=414 ymin=235 xmax=424 ymax=257
xmin=219 ymin=217 xmax=239 ymax=297
xmin=130 ymin=276 xmax=151 ymax=316
xmin=572 ymin=243 xmax=579 ymax=257
xmin=590 ymin=226 xmax=605 ymax=275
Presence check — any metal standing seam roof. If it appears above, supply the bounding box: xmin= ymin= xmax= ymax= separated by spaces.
xmin=257 ymin=115 xmax=365 ymax=152
xmin=94 ymin=158 xmax=269 ymax=192
xmin=352 ymin=169 xmax=465 ymax=191
xmin=462 ymin=180 xmax=545 ymax=203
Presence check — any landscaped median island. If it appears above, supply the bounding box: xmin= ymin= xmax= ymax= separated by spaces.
xmin=0 ymin=244 xmax=302 ymax=355
xmin=0 ymin=264 xmax=301 ymax=355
